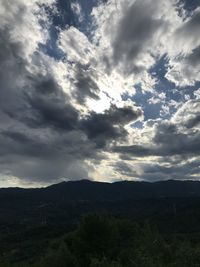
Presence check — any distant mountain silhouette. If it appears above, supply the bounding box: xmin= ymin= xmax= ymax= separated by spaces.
xmin=1 ymin=179 xmax=200 ymax=203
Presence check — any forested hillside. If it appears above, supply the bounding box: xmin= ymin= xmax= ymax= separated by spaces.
xmin=1 ymin=215 xmax=200 ymax=267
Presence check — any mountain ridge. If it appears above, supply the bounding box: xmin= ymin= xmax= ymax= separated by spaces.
xmin=1 ymin=179 xmax=200 ymax=201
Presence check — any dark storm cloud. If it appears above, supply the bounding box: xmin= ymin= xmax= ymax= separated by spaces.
xmin=112 ymin=0 xmax=163 ymax=74
xmin=113 ymin=161 xmax=138 ymax=178
xmin=1 ymin=75 xmax=129 ymax=157
xmin=140 ymin=158 xmax=200 ymax=181
xmin=113 ymin=145 xmax=154 ymax=157
xmin=0 ymin=125 xmax=96 ymax=183
xmin=81 ymin=105 xmax=142 ymax=148
xmin=0 ymin=57 xmax=79 ymax=132
xmin=0 ymin=130 xmax=51 ymax=158
xmin=153 ymin=122 xmax=200 ymax=155
xmin=0 ymin=24 xmax=77 ymax=133
xmin=114 ymin=115 xmax=200 ymax=158
xmin=185 ymin=114 xmax=200 ymax=128
xmin=0 ymin=104 xmax=141 ymax=166
xmin=1 ymin=131 xmax=34 ymax=145
xmin=114 ymin=130 xmax=200 ymax=158
xmin=73 ymin=63 xmax=100 ymax=104
xmin=24 ymin=77 xmax=80 ymax=130
xmin=0 ymin=30 xmax=27 ymax=117
xmin=114 ymin=154 xmax=200 ymax=182
xmin=0 ymin=126 xmax=96 ymax=160
xmin=0 ymin=31 xmax=22 ymax=64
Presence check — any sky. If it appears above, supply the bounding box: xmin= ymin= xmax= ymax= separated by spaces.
xmin=0 ymin=0 xmax=200 ymax=187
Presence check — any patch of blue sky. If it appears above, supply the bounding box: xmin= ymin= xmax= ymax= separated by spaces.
xmin=125 ymin=55 xmax=193 ymax=124
xmin=150 ymin=55 xmax=200 ymax=101
xmin=181 ymin=0 xmax=200 ymax=12
xmin=150 ymin=56 xmax=184 ymax=104
xmin=123 ymin=85 xmax=163 ymax=121
xmin=150 ymin=55 xmax=175 ymax=94
xmin=53 ymin=0 xmax=101 ymax=40
xmin=131 ymin=121 xmax=144 ymax=129
xmin=39 ymin=27 xmax=65 ymax=60
xmin=38 ymin=0 xmax=102 ymax=60
xmin=53 ymin=0 xmax=76 ymax=29
xmin=37 ymin=1 xmax=72 ymax=60
xmin=76 ymin=0 xmax=100 ymax=36
xmin=176 ymin=0 xmax=200 ymax=19
xmin=179 ymin=82 xmax=200 ymax=98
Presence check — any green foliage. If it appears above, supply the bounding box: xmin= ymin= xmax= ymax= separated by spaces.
xmin=3 ymin=214 xmax=200 ymax=267
xmin=90 ymin=257 xmax=123 ymax=267
xmin=31 ymin=243 xmax=78 ymax=267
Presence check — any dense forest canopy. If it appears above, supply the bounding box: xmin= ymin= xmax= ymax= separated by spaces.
xmin=1 ymin=214 xmax=200 ymax=267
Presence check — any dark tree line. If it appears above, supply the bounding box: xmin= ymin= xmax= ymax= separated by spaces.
xmin=2 ymin=214 xmax=200 ymax=267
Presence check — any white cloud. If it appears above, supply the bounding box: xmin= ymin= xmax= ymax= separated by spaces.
xmin=194 ymin=89 xmax=200 ymax=99
xmin=58 ymin=27 xmax=94 ymax=64
xmin=71 ymin=2 xmax=83 ymax=22
xmin=165 ymin=8 xmax=200 ymax=86
xmin=172 ymin=99 xmax=200 ymax=129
